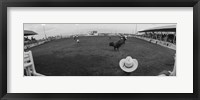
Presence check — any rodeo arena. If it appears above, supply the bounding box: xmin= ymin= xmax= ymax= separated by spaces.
xmin=24 ymin=24 xmax=176 ymax=76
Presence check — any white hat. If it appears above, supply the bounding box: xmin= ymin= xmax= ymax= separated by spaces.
xmin=119 ymin=56 xmax=138 ymax=72
xmin=76 ymin=39 xmax=80 ymax=43
xmin=125 ymin=36 xmax=127 ymax=39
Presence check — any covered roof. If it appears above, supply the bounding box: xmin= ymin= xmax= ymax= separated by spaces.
xmin=138 ymin=25 xmax=176 ymax=32
xmin=24 ymin=30 xmax=38 ymax=36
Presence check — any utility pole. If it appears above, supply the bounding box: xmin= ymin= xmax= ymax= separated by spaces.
xmin=41 ymin=24 xmax=47 ymax=39
xmin=135 ymin=24 xmax=138 ymax=34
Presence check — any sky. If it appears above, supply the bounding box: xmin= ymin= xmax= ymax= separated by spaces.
xmin=24 ymin=23 xmax=176 ymax=39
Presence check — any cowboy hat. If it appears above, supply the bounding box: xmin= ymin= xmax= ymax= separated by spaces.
xmin=76 ymin=39 xmax=80 ymax=43
xmin=119 ymin=56 xmax=138 ymax=72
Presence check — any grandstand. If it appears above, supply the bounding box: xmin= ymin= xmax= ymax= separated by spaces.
xmin=136 ymin=25 xmax=176 ymax=50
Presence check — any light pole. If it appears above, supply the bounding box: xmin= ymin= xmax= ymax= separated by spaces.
xmin=135 ymin=24 xmax=138 ymax=34
xmin=41 ymin=24 xmax=47 ymax=39
xmin=75 ymin=24 xmax=79 ymax=35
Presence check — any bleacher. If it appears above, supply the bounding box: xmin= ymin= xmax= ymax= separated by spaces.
xmin=135 ymin=25 xmax=176 ymax=50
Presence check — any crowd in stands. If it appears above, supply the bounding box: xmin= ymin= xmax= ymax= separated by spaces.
xmin=140 ymin=32 xmax=176 ymax=44
xmin=24 ymin=35 xmax=63 ymax=51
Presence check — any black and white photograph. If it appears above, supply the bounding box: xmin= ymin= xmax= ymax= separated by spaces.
xmin=24 ymin=23 xmax=176 ymax=76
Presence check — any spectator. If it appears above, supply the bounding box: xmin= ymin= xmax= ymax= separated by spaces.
xmin=158 ymin=54 xmax=176 ymax=76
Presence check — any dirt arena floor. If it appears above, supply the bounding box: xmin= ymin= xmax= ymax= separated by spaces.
xmin=30 ymin=36 xmax=176 ymax=76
